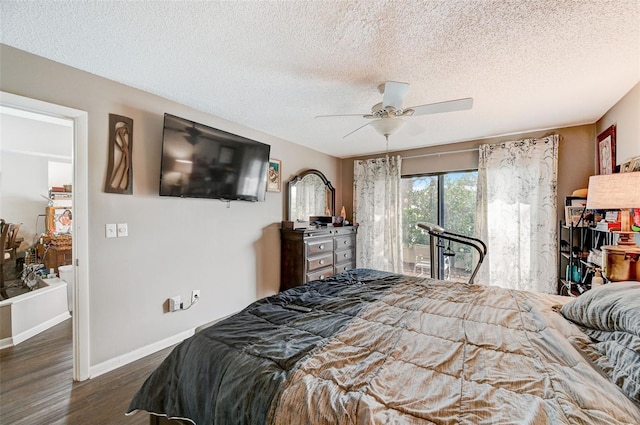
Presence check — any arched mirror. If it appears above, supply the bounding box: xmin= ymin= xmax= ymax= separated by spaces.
xmin=287 ymin=169 xmax=335 ymax=222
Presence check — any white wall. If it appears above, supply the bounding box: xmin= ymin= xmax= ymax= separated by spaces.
xmin=0 ymin=44 xmax=341 ymax=369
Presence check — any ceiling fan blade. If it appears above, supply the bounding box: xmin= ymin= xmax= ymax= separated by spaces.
xmin=343 ymin=121 xmax=372 ymax=138
xmin=382 ymin=81 xmax=410 ymax=110
xmin=315 ymin=113 xmax=370 ymax=118
xmin=409 ymin=97 xmax=473 ymax=116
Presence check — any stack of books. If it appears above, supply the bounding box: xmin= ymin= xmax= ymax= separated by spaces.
xmin=49 ymin=187 xmax=72 ymax=207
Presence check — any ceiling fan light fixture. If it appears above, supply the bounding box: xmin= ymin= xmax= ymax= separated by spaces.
xmin=370 ymin=118 xmax=405 ymax=137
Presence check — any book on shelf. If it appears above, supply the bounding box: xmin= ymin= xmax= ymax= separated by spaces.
xmin=595 ymin=221 xmax=620 ymax=231
xmin=50 ymin=191 xmax=72 ymax=199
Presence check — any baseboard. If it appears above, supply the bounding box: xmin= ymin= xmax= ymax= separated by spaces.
xmin=90 ymin=328 xmax=195 ymax=379
xmin=0 ymin=337 xmax=14 ymax=350
xmin=0 ymin=312 xmax=71 ymax=350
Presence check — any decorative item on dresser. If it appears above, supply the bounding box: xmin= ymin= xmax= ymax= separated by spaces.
xmin=280 ymin=226 xmax=357 ymax=291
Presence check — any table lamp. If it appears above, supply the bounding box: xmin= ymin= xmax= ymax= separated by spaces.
xmin=586 ymin=171 xmax=640 ymax=281
xmin=586 ymin=171 xmax=640 ymax=245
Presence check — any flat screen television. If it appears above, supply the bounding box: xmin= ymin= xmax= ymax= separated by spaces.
xmin=159 ymin=113 xmax=271 ymax=201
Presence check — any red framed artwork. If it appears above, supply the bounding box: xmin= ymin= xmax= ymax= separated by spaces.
xmin=597 ymin=125 xmax=616 ymax=175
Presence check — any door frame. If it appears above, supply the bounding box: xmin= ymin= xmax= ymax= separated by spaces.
xmin=1 ymin=91 xmax=90 ymax=380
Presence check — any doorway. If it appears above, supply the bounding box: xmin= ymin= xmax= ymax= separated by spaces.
xmin=0 ymin=91 xmax=89 ymax=380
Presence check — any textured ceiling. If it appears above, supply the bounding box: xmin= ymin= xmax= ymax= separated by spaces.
xmin=1 ymin=1 xmax=638 ymax=158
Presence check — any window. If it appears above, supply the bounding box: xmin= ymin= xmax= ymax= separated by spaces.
xmin=401 ymin=170 xmax=478 ymax=282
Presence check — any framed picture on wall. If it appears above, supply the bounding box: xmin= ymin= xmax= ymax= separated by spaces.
xmin=46 ymin=206 xmax=73 ymax=235
xmin=267 ymin=159 xmax=281 ymax=193
xmin=597 ymin=125 xmax=616 ymax=175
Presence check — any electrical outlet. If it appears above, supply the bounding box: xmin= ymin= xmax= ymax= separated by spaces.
xmin=169 ymin=296 xmax=181 ymax=312
xmin=191 ymin=290 xmax=200 ymax=305
xmin=117 ymin=223 xmax=128 ymax=237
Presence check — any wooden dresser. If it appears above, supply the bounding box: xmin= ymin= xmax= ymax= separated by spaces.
xmin=36 ymin=236 xmax=73 ymax=274
xmin=280 ymin=226 xmax=357 ymax=291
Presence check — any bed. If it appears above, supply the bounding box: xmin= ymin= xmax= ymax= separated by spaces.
xmin=127 ymin=269 xmax=640 ymax=424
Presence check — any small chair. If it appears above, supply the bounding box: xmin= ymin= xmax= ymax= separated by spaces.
xmin=413 ymin=243 xmax=431 ymax=276
xmin=1 ymin=222 xmax=21 ymax=297
xmin=4 ymin=223 xmax=20 ymax=263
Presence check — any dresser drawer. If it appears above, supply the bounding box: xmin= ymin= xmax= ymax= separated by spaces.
xmin=335 ymin=235 xmax=354 ymax=250
xmin=307 ymin=253 xmax=334 ymax=272
xmin=306 ymin=238 xmax=334 ymax=256
xmin=335 ymin=248 xmax=354 ymax=264
xmin=307 ymin=267 xmax=334 ymax=282
xmin=334 ymin=261 xmax=355 ymax=274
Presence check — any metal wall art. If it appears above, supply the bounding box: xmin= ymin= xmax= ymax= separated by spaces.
xmin=105 ymin=114 xmax=133 ymax=194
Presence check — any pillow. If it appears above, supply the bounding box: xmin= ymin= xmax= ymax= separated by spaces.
xmin=561 ymin=282 xmax=640 ymax=403
xmin=560 ymin=281 xmax=640 ymax=336
xmin=584 ymin=330 xmax=640 ymax=403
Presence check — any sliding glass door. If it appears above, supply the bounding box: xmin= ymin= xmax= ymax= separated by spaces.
xmin=401 ymin=170 xmax=478 ymax=282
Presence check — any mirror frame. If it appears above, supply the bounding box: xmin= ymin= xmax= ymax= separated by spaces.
xmin=286 ymin=169 xmax=335 ymax=221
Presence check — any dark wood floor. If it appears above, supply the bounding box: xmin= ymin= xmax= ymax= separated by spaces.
xmin=0 ymin=318 xmax=174 ymax=424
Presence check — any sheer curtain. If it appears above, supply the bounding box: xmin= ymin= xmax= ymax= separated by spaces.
xmin=353 ymin=156 xmax=403 ymax=273
xmin=475 ymin=135 xmax=558 ymax=293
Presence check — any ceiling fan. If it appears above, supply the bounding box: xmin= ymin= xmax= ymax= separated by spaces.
xmin=316 ymin=81 xmax=473 ymax=141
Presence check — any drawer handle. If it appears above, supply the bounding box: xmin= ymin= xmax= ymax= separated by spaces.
xmin=319 ymin=244 xmax=324 ymax=250
xmin=320 ymin=275 xmax=325 ymax=280
xmin=319 ymin=260 xmax=324 ymax=265
xmin=343 ymin=240 xmax=348 ymax=244
xmin=343 ymin=253 xmax=348 ymax=258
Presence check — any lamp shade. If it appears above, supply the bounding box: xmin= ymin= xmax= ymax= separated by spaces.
xmin=586 ymin=172 xmax=640 ymax=210
xmin=370 ymin=118 xmax=405 ymax=137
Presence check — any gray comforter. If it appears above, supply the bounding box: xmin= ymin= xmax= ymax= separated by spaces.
xmin=127 ymin=269 xmax=640 ymax=424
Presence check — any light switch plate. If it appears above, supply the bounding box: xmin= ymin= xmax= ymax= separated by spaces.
xmin=117 ymin=223 xmax=128 ymax=237
xmin=105 ymin=224 xmax=117 ymax=238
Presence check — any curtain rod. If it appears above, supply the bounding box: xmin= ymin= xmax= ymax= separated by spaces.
xmin=402 ymin=147 xmax=478 ymax=160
